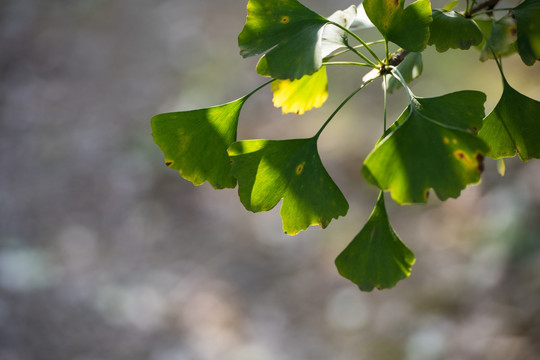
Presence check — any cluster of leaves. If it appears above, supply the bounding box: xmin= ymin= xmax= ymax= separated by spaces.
xmin=152 ymin=0 xmax=540 ymax=291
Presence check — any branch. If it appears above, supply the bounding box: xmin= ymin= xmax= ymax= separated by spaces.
xmin=466 ymin=0 xmax=501 ymax=17
xmin=388 ymin=50 xmax=410 ymax=67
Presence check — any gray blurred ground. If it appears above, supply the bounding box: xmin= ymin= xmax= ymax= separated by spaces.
xmin=1 ymin=1 xmax=540 ymax=359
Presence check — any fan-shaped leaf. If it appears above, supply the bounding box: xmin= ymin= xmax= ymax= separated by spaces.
xmin=513 ymin=0 xmax=540 ymax=65
xmin=479 ymin=16 xmax=517 ymax=61
xmin=478 ymin=78 xmax=540 ymax=161
xmin=271 ymin=66 xmax=328 ymax=115
xmin=151 ymin=98 xmax=247 ymax=189
xmin=363 ymin=0 xmax=432 ymax=52
xmin=428 ymin=9 xmax=483 ymax=52
xmin=228 ymin=138 xmax=348 ymax=235
xmin=362 ymin=91 xmax=489 ymax=204
xmin=336 ymin=192 xmax=415 ymax=291
xmin=238 ymin=0 xmax=329 ymax=79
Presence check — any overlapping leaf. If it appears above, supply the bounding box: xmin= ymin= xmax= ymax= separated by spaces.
xmin=151 ymin=98 xmax=247 ymax=189
xmin=362 ymin=91 xmax=489 ymax=204
xmin=228 ymin=138 xmax=348 ymax=235
xmin=512 ymin=0 xmax=540 ymax=65
xmin=336 ymin=192 xmax=415 ymax=291
xmin=271 ymin=66 xmax=329 ymax=115
xmin=321 ymin=5 xmax=357 ymax=59
xmin=428 ymin=9 xmax=483 ymax=52
xmin=478 ymin=16 xmax=517 ymax=61
xmin=363 ymin=0 xmax=432 ymax=52
xmin=238 ymin=0 xmax=329 ymax=79
xmin=478 ymin=78 xmax=540 ymax=161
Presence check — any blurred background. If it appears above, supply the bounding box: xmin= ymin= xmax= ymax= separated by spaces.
xmin=1 ymin=0 xmax=539 ymax=359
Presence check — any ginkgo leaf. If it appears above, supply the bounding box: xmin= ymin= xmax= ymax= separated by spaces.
xmin=363 ymin=0 xmax=432 ymax=52
xmin=151 ymin=97 xmax=247 ymax=189
xmin=479 ymin=16 xmax=517 ymax=61
xmin=512 ymin=0 xmax=540 ymax=65
xmin=386 ymin=52 xmax=423 ymax=93
xmin=350 ymin=3 xmax=375 ymax=30
xmin=228 ymin=137 xmax=348 ymax=235
xmin=321 ymin=5 xmax=357 ymax=59
xmin=362 ymin=91 xmax=489 ymax=204
xmin=478 ymin=78 xmax=540 ymax=161
xmin=335 ymin=192 xmax=415 ymax=291
xmin=428 ymin=9 xmax=483 ymax=52
xmin=238 ymin=0 xmax=329 ymax=79
xmin=271 ymin=66 xmax=328 ymax=115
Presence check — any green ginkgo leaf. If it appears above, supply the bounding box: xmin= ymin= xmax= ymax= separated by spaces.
xmin=151 ymin=98 xmax=247 ymax=189
xmin=386 ymin=52 xmax=423 ymax=93
xmin=228 ymin=137 xmax=348 ymax=235
xmin=363 ymin=0 xmax=432 ymax=52
xmin=479 ymin=16 xmax=517 ymax=61
xmin=238 ymin=0 xmax=329 ymax=79
xmin=428 ymin=9 xmax=483 ymax=52
xmin=335 ymin=192 xmax=415 ymax=291
xmin=478 ymin=78 xmax=540 ymax=161
xmin=271 ymin=66 xmax=328 ymax=115
xmin=362 ymin=91 xmax=489 ymax=204
xmin=513 ymin=0 xmax=540 ymax=65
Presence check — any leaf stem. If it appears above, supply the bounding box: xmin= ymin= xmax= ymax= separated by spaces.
xmin=314 ymin=77 xmax=377 ymax=139
xmin=244 ymin=79 xmax=275 ymax=100
xmin=329 ymin=21 xmax=382 ymax=65
xmin=346 ymin=44 xmax=379 ymax=68
xmin=389 ymin=66 xmax=414 ymax=105
xmin=383 ymin=75 xmax=388 ymax=132
xmin=323 ymin=61 xmax=372 ymax=68
xmin=326 ymin=40 xmax=386 ymax=59
xmin=471 ymin=7 xmax=514 ymax=17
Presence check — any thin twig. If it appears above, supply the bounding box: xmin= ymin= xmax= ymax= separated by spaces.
xmin=466 ymin=0 xmax=501 ymax=17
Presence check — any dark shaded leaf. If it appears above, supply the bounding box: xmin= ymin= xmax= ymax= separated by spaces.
xmin=478 ymin=78 xmax=540 ymax=161
xmin=428 ymin=9 xmax=483 ymax=52
xmin=513 ymin=0 xmax=540 ymax=65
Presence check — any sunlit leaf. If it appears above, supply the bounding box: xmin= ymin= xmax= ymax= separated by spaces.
xmin=271 ymin=66 xmax=328 ymax=115
xmin=443 ymin=0 xmax=459 ymax=11
xmin=228 ymin=137 xmax=348 ymax=235
xmin=363 ymin=0 xmax=432 ymax=52
xmin=350 ymin=3 xmax=375 ymax=30
xmin=335 ymin=192 xmax=415 ymax=291
xmin=151 ymin=98 xmax=247 ymax=189
xmin=479 ymin=16 xmax=517 ymax=61
xmin=513 ymin=0 xmax=540 ymax=65
xmin=362 ymin=91 xmax=489 ymax=204
xmin=386 ymin=52 xmax=423 ymax=93
xmin=478 ymin=78 xmax=540 ymax=161
xmin=428 ymin=9 xmax=483 ymax=52
xmin=321 ymin=5 xmax=357 ymax=58
xmin=238 ymin=0 xmax=329 ymax=79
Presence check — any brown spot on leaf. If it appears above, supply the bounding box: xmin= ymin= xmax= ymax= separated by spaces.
xmin=476 ymin=153 xmax=485 ymax=172
xmin=296 ymin=162 xmax=305 ymax=175
xmin=165 ymin=161 xmax=173 ymax=167
xmin=281 ymin=16 xmax=290 ymax=24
